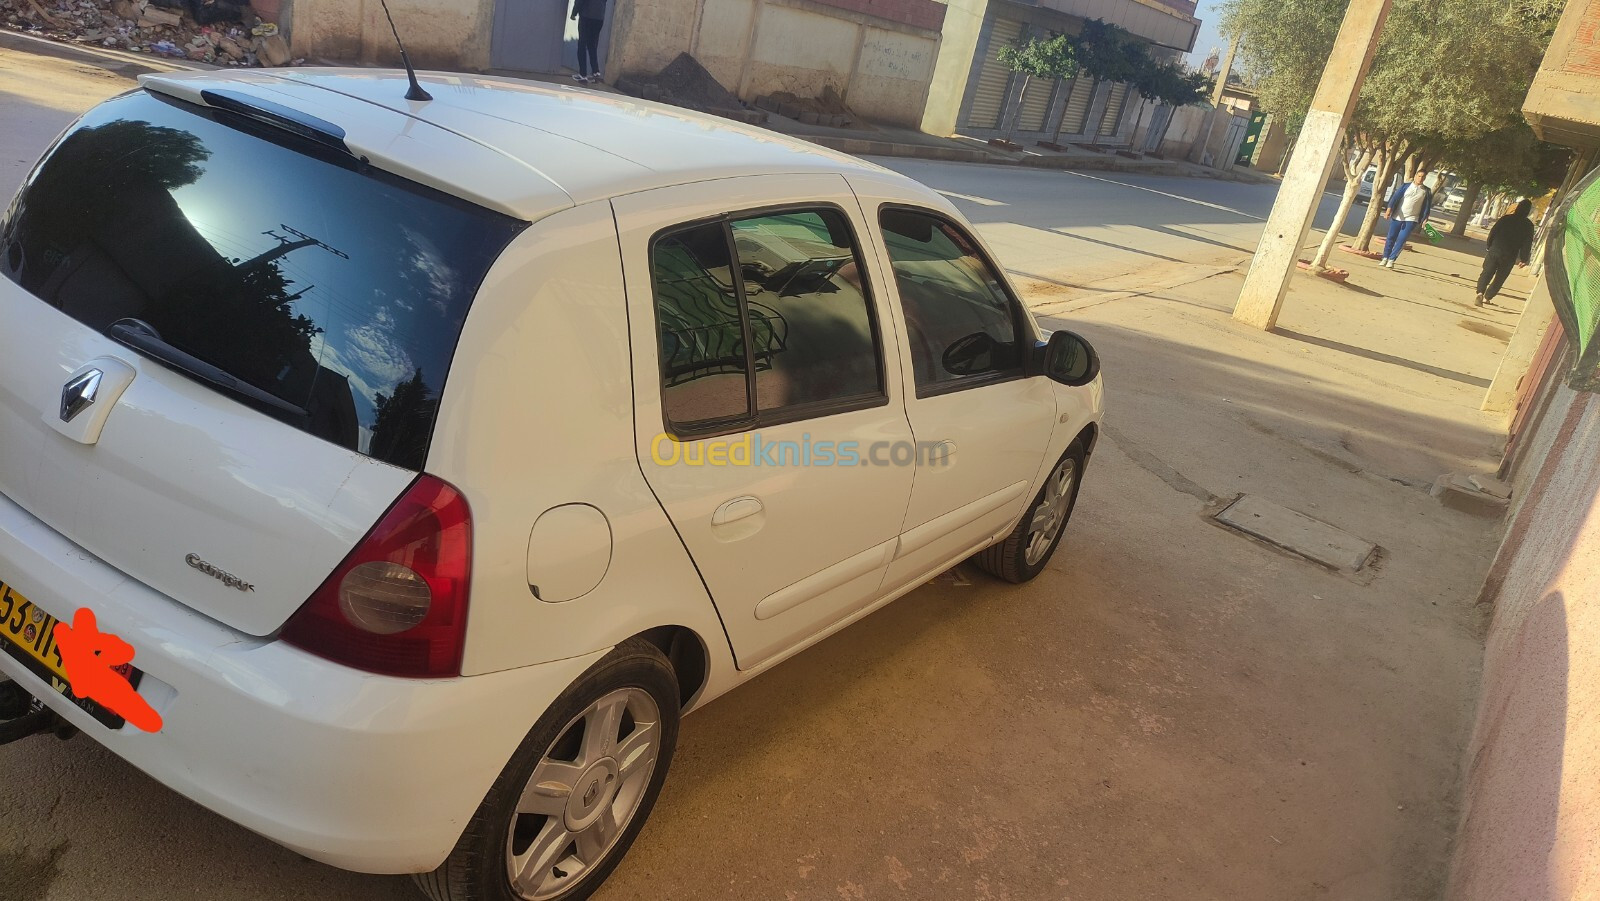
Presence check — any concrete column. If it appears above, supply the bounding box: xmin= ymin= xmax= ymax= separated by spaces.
xmin=1483 ymin=279 xmax=1558 ymax=415
xmin=1233 ymin=0 xmax=1394 ymax=330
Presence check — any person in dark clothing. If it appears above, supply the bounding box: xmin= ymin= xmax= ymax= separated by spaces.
xmin=1475 ymin=199 xmax=1536 ymax=306
xmin=570 ymin=0 xmax=608 ymax=83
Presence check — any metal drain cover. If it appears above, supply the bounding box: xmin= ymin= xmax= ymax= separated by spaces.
xmin=1215 ymin=495 xmax=1377 ymax=573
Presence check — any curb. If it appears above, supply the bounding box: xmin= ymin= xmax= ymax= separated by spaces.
xmin=0 ymin=27 xmax=209 ymax=74
xmin=794 ymin=131 xmax=1277 ymax=182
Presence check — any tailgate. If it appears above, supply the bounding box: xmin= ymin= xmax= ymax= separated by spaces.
xmin=0 ymin=281 xmax=413 ymax=636
xmin=0 ymin=87 xmax=522 ymax=635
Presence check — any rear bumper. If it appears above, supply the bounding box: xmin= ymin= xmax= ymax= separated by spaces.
xmin=0 ymin=490 xmax=603 ymax=874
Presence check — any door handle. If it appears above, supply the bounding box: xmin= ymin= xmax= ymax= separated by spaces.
xmin=712 ymin=496 xmax=764 ymax=526
xmin=927 ymin=440 xmax=957 ymax=465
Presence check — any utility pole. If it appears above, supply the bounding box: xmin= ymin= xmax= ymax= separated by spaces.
xmin=1189 ymin=33 xmax=1241 ymax=165
xmin=1232 ymin=0 xmax=1394 ymax=330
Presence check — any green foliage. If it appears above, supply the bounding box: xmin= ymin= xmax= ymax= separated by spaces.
xmin=997 ymin=33 xmax=1079 ymax=81
xmin=1441 ymin=120 xmax=1574 ymax=197
xmin=1072 ymin=19 xmax=1149 ymax=84
xmin=999 ymin=19 xmax=1207 ymax=109
xmin=1135 ymin=63 xmax=1212 ymax=108
xmin=1221 ymin=0 xmax=1568 ymax=193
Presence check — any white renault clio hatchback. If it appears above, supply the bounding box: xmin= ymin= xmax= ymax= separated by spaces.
xmin=0 ymin=70 xmax=1102 ymax=900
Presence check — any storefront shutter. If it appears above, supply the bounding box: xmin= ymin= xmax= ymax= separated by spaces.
xmin=1058 ymin=76 xmax=1095 ymax=137
xmin=1016 ymin=73 xmax=1057 ymax=133
xmin=1097 ymin=82 xmax=1131 ymax=138
xmin=964 ymin=17 xmax=1025 ymax=130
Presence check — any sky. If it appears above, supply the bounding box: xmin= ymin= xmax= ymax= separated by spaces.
xmin=1187 ymin=0 xmax=1227 ymax=69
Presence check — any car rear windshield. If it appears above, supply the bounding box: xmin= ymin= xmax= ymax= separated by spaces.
xmin=0 ymin=90 xmax=525 ymax=470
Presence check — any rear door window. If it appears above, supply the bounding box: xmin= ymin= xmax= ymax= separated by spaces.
xmin=0 ymin=90 xmax=525 ymax=470
xmin=650 ymin=206 xmax=885 ymax=434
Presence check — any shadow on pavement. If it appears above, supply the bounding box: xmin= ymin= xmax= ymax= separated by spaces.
xmin=1272 ymin=327 xmax=1492 ymax=389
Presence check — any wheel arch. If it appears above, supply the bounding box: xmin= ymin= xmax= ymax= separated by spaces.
xmin=631 ymin=625 xmax=711 ymax=710
xmin=1075 ymin=422 xmax=1099 ymax=457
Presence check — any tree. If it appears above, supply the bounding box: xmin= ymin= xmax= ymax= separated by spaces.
xmin=1127 ymin=62 xmax=1211 ymax=153
xmin=1223 ymin=0 xmax=1566 ymax=267
xmin=997 ymin=34 xmax=1079 ymax=145
xmin=1072 ymin=19 xmax=1150 ymax=85
xmin=1073 ymin=19 xmax=1160 ymax=146
xmin=1439 ymin=121 xmax=1571 ymax=232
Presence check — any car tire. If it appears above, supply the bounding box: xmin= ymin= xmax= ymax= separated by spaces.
xmin=414 ymin=639 xmax=680 ymax=901
xmin=970 ymin=441 xmax=1087 ymax=584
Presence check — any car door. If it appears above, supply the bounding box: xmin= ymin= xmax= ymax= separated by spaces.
xmin=615 ymin=175 xmax=915 ymax=670
xmin=849 ymin=192 xmax=1057 ymax=594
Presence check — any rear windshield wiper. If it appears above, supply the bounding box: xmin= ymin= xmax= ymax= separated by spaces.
xmin=108 ymin=319 xmax=310 ymax=423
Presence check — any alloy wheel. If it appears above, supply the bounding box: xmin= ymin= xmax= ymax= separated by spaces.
xmin=1025 ymin=457 xmax=1078 ymax=566
xmin=505 ymin=687 xmax=662 ymax=900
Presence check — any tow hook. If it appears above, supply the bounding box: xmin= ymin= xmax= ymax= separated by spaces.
xmin=0 ymin=679 xmax=76 ymax=745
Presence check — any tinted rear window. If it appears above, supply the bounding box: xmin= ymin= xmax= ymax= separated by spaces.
xmin=0 ymin=90 xmax=524 ymax=470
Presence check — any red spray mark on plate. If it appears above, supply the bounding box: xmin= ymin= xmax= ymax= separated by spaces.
xmin=53 ymin=607 xmax=162 ymax=733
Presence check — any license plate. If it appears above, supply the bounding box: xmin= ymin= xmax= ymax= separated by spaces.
xmin=0 ymin=582 xmax=130 ymax=729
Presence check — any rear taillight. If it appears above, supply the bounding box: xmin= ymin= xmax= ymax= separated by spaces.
xmin=280 ymin=474 xmax=471 ymax=677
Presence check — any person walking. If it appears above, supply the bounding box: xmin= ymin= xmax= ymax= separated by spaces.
xmin=570 ymin=0 xmax=607 ymax=83
xmin=1475 ymin=199 xmax=1536 ymax=307
xmin=1378 ymin=171 xmax=1434 ymax=269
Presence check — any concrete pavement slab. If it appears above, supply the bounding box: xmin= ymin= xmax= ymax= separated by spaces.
xmin=1216 ymin=494 xmax=1379 ymax=572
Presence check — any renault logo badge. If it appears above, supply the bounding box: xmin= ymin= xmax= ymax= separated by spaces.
xmin=60 ymin=369 xmax=103 ymax=423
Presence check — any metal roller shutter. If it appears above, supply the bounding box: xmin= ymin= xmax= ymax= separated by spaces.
xmin=1058 ymin=77 xmax=1095 ymax=137
xmin=1097 ymin=82 xmax=1132 ymax=137
xmin=964 ymin=17 xmax=1025 ymax=130
xmin=1016 ymin=73 xmax=1057 ymax=133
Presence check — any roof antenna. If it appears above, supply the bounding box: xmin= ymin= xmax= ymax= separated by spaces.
xmin=378 ymin=0 xmax=433 ymax=102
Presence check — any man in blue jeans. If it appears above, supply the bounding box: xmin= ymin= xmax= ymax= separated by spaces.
xmin=570 ymin=0 xmax=608 ymax=83
xmin=1379 ymin=171 xmax=1434 ymax=269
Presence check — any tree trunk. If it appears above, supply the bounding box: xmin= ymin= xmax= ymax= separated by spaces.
xmin=1275 ymin=133 xmax=1297 ymax=176
xmin=1312 ymin=144 xmax=1376 ymax=268
xmin=1353 ymin=150 xmax=1391 ymax=252
xmin=1051 ymin=76 xmax=1075 ymax=145
xmin=1004 ymin=75 xmax=1032 ymax=145
xmin=1450 ymin=182 xmax=1482 ymax=237
xmin=1131 ymin=99 xmax=1153 ymax=152
xmin=1355 ymin=148 xmax=1406 ymax=252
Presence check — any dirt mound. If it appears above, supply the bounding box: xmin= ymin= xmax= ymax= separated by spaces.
xmin=615 ymin=52 xmax=766 ymax=124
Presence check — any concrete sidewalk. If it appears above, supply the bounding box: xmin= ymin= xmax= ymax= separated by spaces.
xmin=760 ymin=114 xmax=1280 ymax=184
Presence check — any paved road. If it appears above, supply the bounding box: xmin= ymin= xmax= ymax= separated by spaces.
xmin=870 ymin=157 xmax=1370 ymax=290
xmin=0 ymin=36 xmax=1488 ymax=901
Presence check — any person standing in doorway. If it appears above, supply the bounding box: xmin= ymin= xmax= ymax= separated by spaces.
xmin=570 ymin=0 xmax=607 ymax=83
xmin=1475 ymin=199 xmax=1536 ymax=307
xmin=1379 ymin=171 xmax=1434 ymax=269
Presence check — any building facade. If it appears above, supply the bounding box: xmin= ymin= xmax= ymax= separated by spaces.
xmin=922 ymin=0 xmax=1199 ymax=145
xmin=1446 ymin=1 xmax=1600 ymax=898
xmin=268 ymin=0 xmax=1198 ymax=139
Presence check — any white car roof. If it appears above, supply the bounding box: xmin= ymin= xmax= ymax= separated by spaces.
xmin=138 ymin=69 xmax=897 ymax=221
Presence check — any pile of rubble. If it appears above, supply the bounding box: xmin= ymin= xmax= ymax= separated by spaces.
xmin=753 ymin=86 xmax=855 ymax=128
xmin=0 ymin=0 xmax=296 ymax=66
xmin=615 ymin=53 xmax=767 ymax=126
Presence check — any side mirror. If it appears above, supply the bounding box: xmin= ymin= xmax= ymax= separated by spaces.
xmin=1033 ymin=330 xmax=1099 ymax=386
